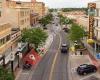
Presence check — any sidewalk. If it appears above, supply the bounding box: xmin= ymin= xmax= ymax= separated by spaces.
xmin=15 ymin=32 xmax=54 ymax=80
xmin=82 ymin=40 xmax=100 ymax=70
xmin=68 ymin=52 xmax=100 ymax=80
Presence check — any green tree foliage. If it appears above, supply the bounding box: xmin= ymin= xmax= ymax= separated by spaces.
xmin=69 ymin=23 xmax=85 ymax=42
xmin=0 ymin=66 xmax=14 ymax=80
xmin=39 ymin=13 xmax=53 ymax=27
xmin=49 ymin=9 xmax=57 ymax=12
xmin=49 ymin=9 xmax=54 ymax=12
xmin=61 ymin=8 xmax=88 ymax=14
xmin=58 ymin=14 xmax=73 ymax=25
xmin=21 ymin=28 xmax=48 ymax=49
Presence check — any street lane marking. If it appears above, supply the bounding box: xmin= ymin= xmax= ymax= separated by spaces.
xmin=49 ymin=33 xmax=62 ymax=80
xmin=71 ymin=67 xmax=77 ymax=73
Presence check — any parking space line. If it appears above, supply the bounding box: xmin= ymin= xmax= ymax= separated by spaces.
xmin=80 ymin=74 xmax=95 ymax=80
xmin=71 ymin=67 xmax=77 ymax=73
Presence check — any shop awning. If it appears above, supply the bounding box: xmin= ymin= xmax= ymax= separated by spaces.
xmin=23 ymin=49 xmax=41 ymax=65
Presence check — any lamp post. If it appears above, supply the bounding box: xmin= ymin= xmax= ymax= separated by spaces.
xmin=17 ymin=52 xmax=20 ymax=68
xmin=10 ymin=52 xmax=15 ymax=74
xmin=17 ymin=42 xmax=22 ymax=68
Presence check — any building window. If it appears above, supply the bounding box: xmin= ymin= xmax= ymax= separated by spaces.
xmin=20 ymin=11 xmax=24 ymax=17
xmin=20 ymin=20 xmax=24 ymax=25
xmin=0 ymin=39 xmax=3 ymax=46
xmin=0 ymin=38 xmax=5 ymax=46
xmin=6 ymin=35 xmax=10 ymax=41
xmin=0 ymin=11 xmax=1 ymax=17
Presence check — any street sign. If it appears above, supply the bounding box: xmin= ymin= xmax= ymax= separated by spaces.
xmin=96 ymin=53 xmax=100 ymax=59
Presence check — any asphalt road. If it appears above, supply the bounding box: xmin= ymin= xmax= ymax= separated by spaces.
xmin=31 ymin=31 xmax=69 ymax=80
xmin=51 ymin=31 xmax=69 ymax=80
xmin=31 ymin=14 xmax=69 ymax=80
xmin=31 ymin=33 xmax=61 ymax=80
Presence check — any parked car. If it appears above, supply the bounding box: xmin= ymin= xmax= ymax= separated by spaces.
xmin=63 ymin=27 xmax=69 ymax=32
xmin=77 ymin=64 xmax=97 ymax=75
xmin=43 ymin=26 xmax=47 ymax=29
xmin=52 ymin=22 xmax=55 ymax=24
xmin=23 ymin=63 xmax=32 ymax=70
xmin=61 ymin=44 xmax=69 ymax=53
xmin=55 ymin=24 xmax=58 ymax=26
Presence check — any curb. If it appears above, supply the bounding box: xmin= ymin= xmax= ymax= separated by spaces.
xmin=68 ymin=52 xmax=73 ymax=80
xmin=15 ymin=69 xmax=22 ymax=80
xmin=40 ymin=34 xmax=54 ymax=57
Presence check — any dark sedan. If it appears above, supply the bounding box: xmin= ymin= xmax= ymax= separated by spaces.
xmin=61 ymin=44 xmax=69 ymax=53
xmin=77 ymin=64 xmax=97 ymax=75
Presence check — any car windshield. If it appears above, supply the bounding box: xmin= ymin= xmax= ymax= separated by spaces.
xmin=62 ymin=44 xmax=67 ymax=47
xmin=80 ymin=64 xmax=87 ymax=68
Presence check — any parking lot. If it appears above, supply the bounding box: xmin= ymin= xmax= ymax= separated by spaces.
xmin=69 ymin=54 xmax=100 ymax=80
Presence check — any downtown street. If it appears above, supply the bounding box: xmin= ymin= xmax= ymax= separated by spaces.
xmin=31 ymin=14 xmax=69 ymax=80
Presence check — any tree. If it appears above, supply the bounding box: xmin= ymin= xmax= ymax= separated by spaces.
xmin=69 ymin=23 xmax=85 ymax=42
xmin=61 ymin=8 xmax=88 ymax=15
xmin=21 ymin=28 xmax=48 ymax=50
xmin=39 ymin=13 xmax=53 ymax=27
xmin=59 ymin=14 xmax=73 ymax=25
xmin=39 ymin=17 xmax=50 ymax=27
xmin=0 ymin=66 xmax=14 ymax=80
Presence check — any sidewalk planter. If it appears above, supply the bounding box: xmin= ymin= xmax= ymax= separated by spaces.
xmin=87 ymin=39 xmax=94 ymax=44
xmin=37 ymin=34 xmax=53 ymax=55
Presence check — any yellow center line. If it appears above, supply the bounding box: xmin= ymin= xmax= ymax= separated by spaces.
xmin=49 ymin=33 xmax=62 ymax=80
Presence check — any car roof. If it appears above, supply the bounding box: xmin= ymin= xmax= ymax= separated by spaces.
xmin=79 ymin=64 xmax=95 ymax=69
xmin=79 ymin=64 xmax=88 ymax=68
xmin=62 ymin=44 xmax=68 ymax=47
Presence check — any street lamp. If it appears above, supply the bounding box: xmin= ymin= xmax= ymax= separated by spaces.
xmin=10 ymin=52 xmax=15 ymax=74
xmin=17 ymin=42 xmax=22 ymax=68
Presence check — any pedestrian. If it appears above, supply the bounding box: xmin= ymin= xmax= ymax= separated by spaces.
xmin=80 ymin=51 xmax=82 ymax=55
xmin=75 ymin=51 xmax=77 ymax=55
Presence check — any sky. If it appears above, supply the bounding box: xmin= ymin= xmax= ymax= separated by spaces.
xmin=13 ymin=0 xmax=97 ymax=8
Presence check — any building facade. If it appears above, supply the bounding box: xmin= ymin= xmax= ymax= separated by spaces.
xmin=8 ymin=1 xmax=39 ymax=27
xmin=92 ymin=1 xmax=100 ymax=52
xmin=10 ymin=6 xmax=31 ymax=30
xmin=34 ymin=2 xmax=45 ymax=18
xmin=45 ymin=7 xmax=49 ymax=15
xmin=0 ymin=0 xmax=2 ymax=17
xmin=30 ymin=13 xmax=39 ymax=26
xmin=0 ymin=0 xmax=45 ymax=68
xmin=0 ymin=22 xmax=12 ymax=65
xmin=76 ymin=16 xmax=89 ymax=32
xmin=20 ymin=2 xmax=39 ymax=27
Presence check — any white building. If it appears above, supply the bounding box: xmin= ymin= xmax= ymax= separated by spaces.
xmin=93 ymin=1 xmax=100 ymax=52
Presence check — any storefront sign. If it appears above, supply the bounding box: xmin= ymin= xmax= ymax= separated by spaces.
xmin=96 ymin=53 xmax=100 ymax=59
xmin=88 ymin=3 xmax=96 ymax=39
xmin=88 ymin=3 xmax=96 ymax=9
xmin=88 ymin=16 xmax=94 ymax=39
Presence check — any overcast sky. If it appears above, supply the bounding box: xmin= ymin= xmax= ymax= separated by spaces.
xmin=13 ymin=0 xmax=97 ymax=8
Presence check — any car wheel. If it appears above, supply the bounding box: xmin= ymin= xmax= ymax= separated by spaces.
xmin=93 ymin=69 xmax=96 ymax=72
xmin=83 ymin=72 xmax=87 ymax=75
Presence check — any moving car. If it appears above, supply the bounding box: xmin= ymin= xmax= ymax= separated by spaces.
xmin=55 ymin=24 xmax=58 ymax=26
xmin=77 ymin=64 xmax=97 ymax=75
xmin=61 ymin=44 xmax=68 ymax=53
